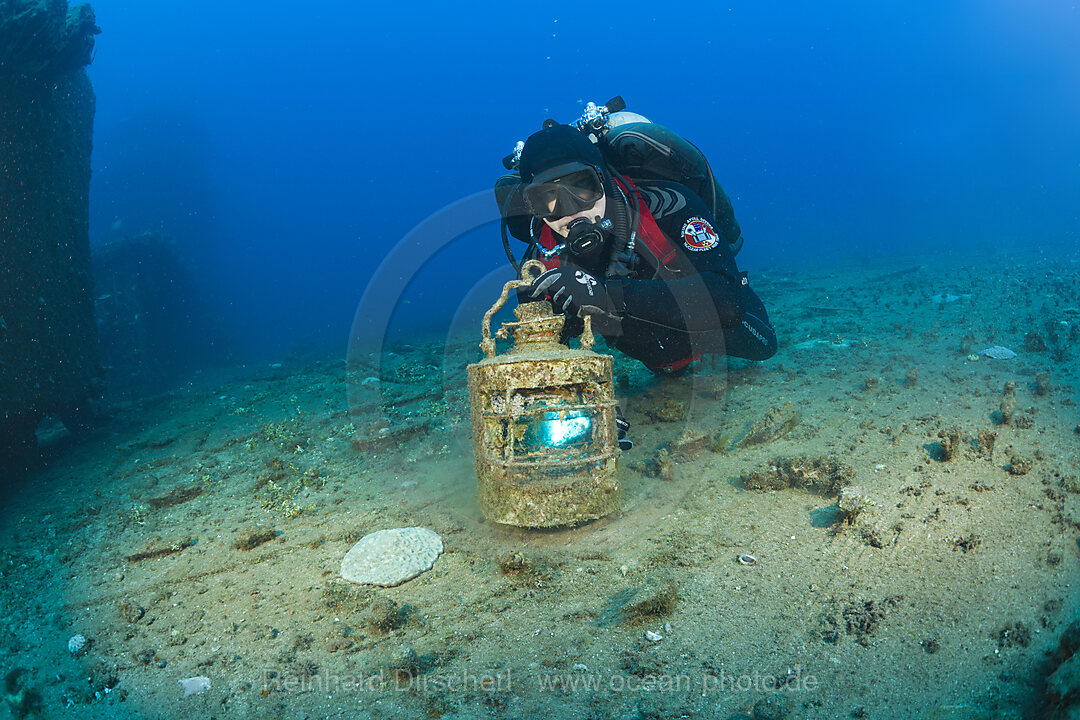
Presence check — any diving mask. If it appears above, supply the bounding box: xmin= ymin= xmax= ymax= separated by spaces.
xmin=522 ymin=162 xmax=605 ymax=220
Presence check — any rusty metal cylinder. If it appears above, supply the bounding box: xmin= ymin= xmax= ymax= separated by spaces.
xmin=467 ymin=262 xmax=621 ymax=527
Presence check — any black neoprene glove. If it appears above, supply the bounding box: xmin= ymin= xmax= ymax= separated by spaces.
xmin=529 ymin=266 xmax=623 ymax=334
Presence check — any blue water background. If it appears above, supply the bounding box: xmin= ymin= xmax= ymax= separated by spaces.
xmin=85 ymin=1 xmax=1080 ymax=361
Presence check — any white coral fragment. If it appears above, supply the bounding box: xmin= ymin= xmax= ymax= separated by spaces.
xmin=340 ymin=527 xmax=444 ymax=587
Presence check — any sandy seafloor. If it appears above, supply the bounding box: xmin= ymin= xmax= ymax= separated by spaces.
xmin=2 ymin=250 xmax=1079 ymax=720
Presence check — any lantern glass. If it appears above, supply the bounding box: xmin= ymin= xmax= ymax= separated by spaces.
xmin=513 ymin=407 xmax=595 ymax=456
xmin=505 ymin=388 xmax=600 ymax=458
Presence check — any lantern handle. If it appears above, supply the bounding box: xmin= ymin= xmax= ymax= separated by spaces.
xmin=580 ymin=314 xmax=594 ymax=351
xmin=480 ymin=260 xmax=546 ymax=358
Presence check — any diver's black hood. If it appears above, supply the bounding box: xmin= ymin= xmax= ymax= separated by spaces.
xmin=518 ymin=123 xmax=605 ymax=183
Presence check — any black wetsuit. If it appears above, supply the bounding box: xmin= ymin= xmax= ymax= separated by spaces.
xmin=518 ymin=179 xmax=777 ymax=371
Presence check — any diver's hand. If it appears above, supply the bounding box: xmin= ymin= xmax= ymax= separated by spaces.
xmin=530 ymin=267 xmax=618 ymax=321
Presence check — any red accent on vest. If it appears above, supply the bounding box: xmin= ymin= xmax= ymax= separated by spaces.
xmin=652 ymin=352 xmax=702 ymax=373
xmin=535 ymin=223 xmax=561 ymax=269
xmin=534 ymin=177 xmax=681 ymax=273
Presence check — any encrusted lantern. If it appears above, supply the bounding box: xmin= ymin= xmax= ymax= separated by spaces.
xmin=467 ymin=261 xmax=621 ymax=527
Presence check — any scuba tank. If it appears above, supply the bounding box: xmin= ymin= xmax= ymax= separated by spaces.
xmin=495 ymin=97 xmax=744 ymax=271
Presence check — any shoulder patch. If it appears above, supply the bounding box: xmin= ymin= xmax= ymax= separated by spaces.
xmin=681 ymin=216 xmax=720 ymax=252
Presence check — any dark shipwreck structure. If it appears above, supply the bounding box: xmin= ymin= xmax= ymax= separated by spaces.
xmin=92 ymin=232 xmax=230 ymax=401
xmin=0 ymin=0 xmax=102 ymax=459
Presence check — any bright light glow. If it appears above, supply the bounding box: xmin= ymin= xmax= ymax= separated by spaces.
xmin=539 ymin=413 xmax=591 ymax=448
xmin=517 ymin=410 xmax=593 ymax=452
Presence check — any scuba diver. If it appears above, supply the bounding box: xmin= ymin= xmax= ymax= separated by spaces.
xmin=495 ymin=100 xmax=778 ymax=450
xmin=495 ymin=100 xmax=777 ymax=375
